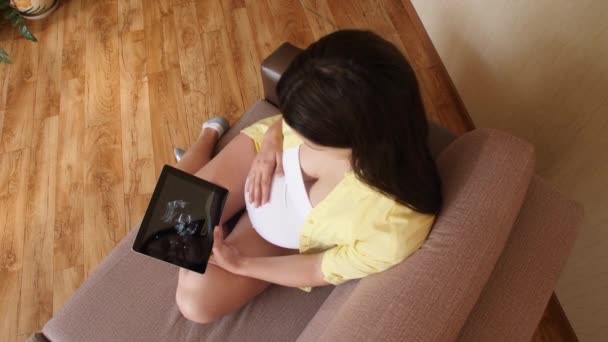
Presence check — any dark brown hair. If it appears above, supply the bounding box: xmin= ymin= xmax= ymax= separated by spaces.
xmin=276 ymin=29 xmax=441 ymax=214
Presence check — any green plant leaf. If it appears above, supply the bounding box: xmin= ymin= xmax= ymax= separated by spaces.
xmin=0 ymin=48 xmax=13 ymax=64
xmin=12 ymin=16 xmax=23 ymax=27
xmin=3 ymin=7 xmax=18 ymax=19
xmin=19 ymin=24 xmax=37 ymax=42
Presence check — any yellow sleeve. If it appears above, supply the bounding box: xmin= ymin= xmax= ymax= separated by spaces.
xmin=240 ymin=114 xmax=303 ymax=152
xmin=240 ymin=115 xmax=283 ymax=152
xmin=320 ymin=204 xmax=435 ymax=285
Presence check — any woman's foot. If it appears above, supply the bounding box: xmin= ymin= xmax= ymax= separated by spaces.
xmin=174 ymin=147 xmax=186 ymax=162
xmin=174 ymin=117 xmax=231 ymax=163
xmin=201 ymin=117 xmax=230 ymax=139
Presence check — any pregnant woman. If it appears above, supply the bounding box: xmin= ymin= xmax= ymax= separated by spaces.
xmin=173 ymin=29 xmax=442 ymax=324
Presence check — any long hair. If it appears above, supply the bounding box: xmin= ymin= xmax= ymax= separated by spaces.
xmin=276 ymin=29 xmax=441 ymax=214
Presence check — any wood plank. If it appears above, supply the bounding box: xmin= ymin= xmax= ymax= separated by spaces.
xmin=417 ymin=65 xmax=471 ymax=135
xmin=245 ymin=0 xmax=280 ymax=59
xmin=119 ymin=30 xmax=155 ymax=194
xmin=18 ymin=115 xmax=58 ymax=336
xmin=83 ymin=120 xmax=126 ymax=276
xmin=51 ymin=88 xmax=85 ymax=314
xmin=147 ymin=68 xmax=190 ymax=177
xmin=0 ymin=149 xmax=29 ymax=273
xmin=32 ymin=6 xmax=64 ymax=123
xmin=0 ymin=270 xmax=22 ymax=342
xmin=124 ymin=193 xmax=152 ymax=229
xmin=118 ymin=0 xmax=145 ymax=33
xmin=0 ymin=41 xmax=7 ymax=135
xmin=53 ymin=0 xmax=86 ymax=306
xmin=0 ymin=25 xmax=34 ymax=342
xmin=0 ymin=18 xmax=14 ymax=42
xmin=168 ymin=0 xmax=192 ymax=6
xmin=299 ymin=0 xmax=338 ymax=39
xmin=84 ymin=0 xmax=121 ymax=128
xmin=196 ymin=0 xmax=225 ymax=33
xmin=60 ymin=0 xmax=86 ymax=82
xmin=0 ymin=35 xmax=39 ymax=153
xmin=220 ymin=3 xmax=263 ymax=109
xmin=222 ymin=0 xmax=246 ymax=11
xmin=400 ymin=0 xmax=474 ymax=132
xmin=82 ymin=0 xmax=125 ymax=278
xmin=0 ymin=37 xmax=14 ymax=110
xmin=54 ymin=77 xmax=85 ymax=276
xmin=0 ymin=111 xmax=3 ymax=151
xmin=268 ymin=0 xmax=315 ymax=48
xmin=0 ymin=149 xmax=29 ymax=342
xmin=196 ymin=1 xmax=245 ymax=124
xmin=173 ymin=2 xmax=208 ymax=145
xmin=326 ymin=0 xmax=406 ymax=53
xmin=379 ymin=0 xmax=440 ymax=70
xmin=201 ymin=29 xmax=245 ymax=125
xmin=142 ymin=0 xmax=181 ymax=74
xmin=82 ymin=0 xmax=126 ymax=277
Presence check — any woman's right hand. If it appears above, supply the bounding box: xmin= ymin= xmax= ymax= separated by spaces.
xmin=246 ymin=122 xmax=284 ymax=207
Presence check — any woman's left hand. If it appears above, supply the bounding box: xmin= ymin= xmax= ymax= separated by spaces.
xmin=209 ymin=226 xmax=245 ymax=274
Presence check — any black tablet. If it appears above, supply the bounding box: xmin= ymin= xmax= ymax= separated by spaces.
xmin=132 ymin=165 xmax=228 ymax=274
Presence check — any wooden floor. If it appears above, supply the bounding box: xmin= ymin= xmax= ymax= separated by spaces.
xmin=0 ymin=0 xmax=572 ymax=340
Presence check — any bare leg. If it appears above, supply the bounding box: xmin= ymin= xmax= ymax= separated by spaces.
xmin=174 ymin=132 xmax=295 ymax=323
xmin=175 ymin=128 xmax=219 ymax=175
xmin=174 ymin=130 xmax=252 ymax=224
xmin=176 ymin=213 xmax=297 ymax=323
xmin=190 ymin=133 xmax=257 ymax=224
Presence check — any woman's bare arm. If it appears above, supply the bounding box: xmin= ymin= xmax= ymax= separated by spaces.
xmin=209 ymin=227 xmax=330 ymax=288
xmin=263 ymin=118 xmax=283 ymax=148
xmin=239 ymin=253 xmax=329 ymax=288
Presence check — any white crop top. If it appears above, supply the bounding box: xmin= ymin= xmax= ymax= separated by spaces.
xmin=245 ymin=146 xmax=312 ymax=249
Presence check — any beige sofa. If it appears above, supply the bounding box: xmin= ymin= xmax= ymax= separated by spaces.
xmin=28 ymin=43 xmax=583 ymax=342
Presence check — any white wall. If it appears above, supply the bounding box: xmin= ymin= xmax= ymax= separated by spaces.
xmin=411 ymin=1 xmax=608 ymax=340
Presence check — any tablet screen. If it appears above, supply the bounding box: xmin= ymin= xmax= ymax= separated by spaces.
xmin=132 ymin=165 xmax=228 ymax=273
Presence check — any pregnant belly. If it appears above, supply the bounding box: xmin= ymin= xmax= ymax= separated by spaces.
xmin=244 ymin=146 xmax=312 ymax=249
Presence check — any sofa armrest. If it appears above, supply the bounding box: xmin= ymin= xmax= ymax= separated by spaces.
xmin=298 ymin=129 xmax=536 ymax=342
xmin=261 ymin=42 xmax=303 ymax=107
xmin=457 ymin=176 xmax=583 ymax=341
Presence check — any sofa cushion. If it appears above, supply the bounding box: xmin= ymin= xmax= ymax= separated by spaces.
xmin=41 ymin=224 xmax=334 ymax=342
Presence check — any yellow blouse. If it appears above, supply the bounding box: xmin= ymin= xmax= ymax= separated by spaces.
xmin=241 ymin=115 xmax=435 ymax=290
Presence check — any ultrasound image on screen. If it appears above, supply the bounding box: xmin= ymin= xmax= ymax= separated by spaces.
xmin=161 ymin=200 xmax=202 ymax=236
xmin=132 ymin=166 xmax=227 ymax=273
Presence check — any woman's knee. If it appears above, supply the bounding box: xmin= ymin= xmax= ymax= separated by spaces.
xmin=194 ymin=133 xmax=256 ymax=182
xmin=175 ymin=277 xmax=226 ymax=324
xmin=176 ymin=294 xmax=217 ymax=324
